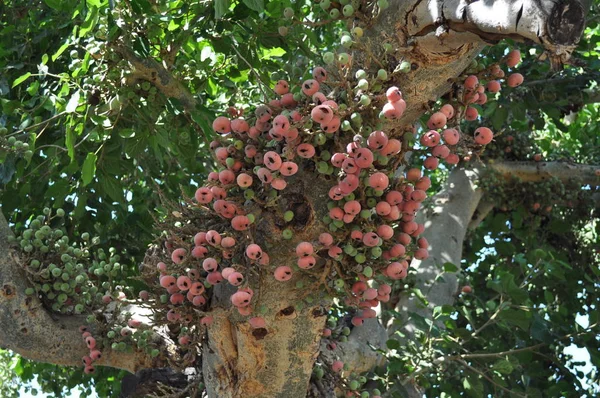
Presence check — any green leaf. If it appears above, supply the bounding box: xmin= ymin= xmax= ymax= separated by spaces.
xmin=492 ymin=359 xmax=514 ymax=375
xmin=242 ymin=0 xmax=264 ymax=12
xmin=463 ymin=374 xmax=484 ymax=398
xmin=215 ymin=0 xmax=230 ymax=19
xmin=79 ymin=6 xmax=99 ymax=37
xmin=386 ymin=339 xmax=400 ymax=350
xmin=499 ymin=308 xmax=531 ymax=331
xmin=12 ymin=72 xmax=32 ymax=88
xmin=100 ymin=173 xmax=124 ymax=202
xmin=81 ymin=153 xmax=97 ymax=186
xmin=52 ymin=42 xmax=70 ymax=61
xmin=44 ymin=0 xmax=62 ymax=10
xmin=491 ymin=104 xmax=509 ymax=131
xmin=443 ymin=262 xmax=458 ymax=273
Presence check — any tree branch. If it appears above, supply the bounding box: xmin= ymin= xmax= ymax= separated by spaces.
xmin=490 ymin=161 xmax=600 ymax=185
xmin=111 ymin=44 xmax=198 ymax=112
xmin=0 ymin=210 xmax=158 ymax=374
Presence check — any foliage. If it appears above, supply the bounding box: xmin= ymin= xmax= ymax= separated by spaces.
xmin=0 ymin=0 xmax=598 ymax=397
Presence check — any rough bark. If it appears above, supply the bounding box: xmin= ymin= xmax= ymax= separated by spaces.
xmin=490 ymin=160 xmax=600 ymax=185
xmin=392 ymin=167 xmax=484 ymax=331
xmin=199 ymin=170 xmax=333 ymax=398
xmin=0 ymin=211 xmax=155 ymax=373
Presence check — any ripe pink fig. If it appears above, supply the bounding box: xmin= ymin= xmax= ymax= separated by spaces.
xmin=206 ymin=230 xmax=221 ymax=246
xmin=221 ymin=237 xmax=236 ymax=248
xmin=231 ymin=291 xmax=252 ymax=307
xmin=427 ymin=112 xmax=447 ymax=129
xmin=272 ymin=115 xmax=290 ymax=135
xmin=363 ymin=232 xmax=380 ymax=247
xmin=507 ymin=73 xmax=524 ymax=87
xmin=420 ymin=130 xmax=441 ymax=147
xmin=442 ymin=128 xmax=460 ymax=145
xmin=237 ymin=173 xmax=253 ymax=188
xmin=297 ymin=143 xmax=316 ymax=158
xmin=446 ymin=153 xmax=460 ymax=165
xmin=274 ymin=80 xmax=289 ymax=95
xmin=256 ymin=167 xmax=273 ymax=184
xmin=414 ymin=248 xmax=429 ymax=260
xmin=167 ymin=309 xmax=181 ymax=322
xmin=90 ymin=350 xmax=102 ymax=361
xmin=376 ymin=201 xmax=392 ymax=216
xmin=246 ymin=244 xmax=263 ymax=260
xmin=355 ymin=148 xmax=374 ymax=168
xmin=440 ymin=104 xmax=455 ymax=119
xmin=206 ymin=271 xmax=224 ymax=285
xmin=297 ymin=256 xmax=316 ymax=269
xmin=367 ymin=130 xmax=389 ymax=150
xmin=465 ymin=107 xmax=479 ymax=121
xmin=171 ymin=248 xmax=187 ymax=264
xmin=231 ymin=215 xmax=250 ymax=231
xmin=386 ymin=86 xmax=403 ymax=102
xmin=330 ymin=207 xmax=344 ymax=221
xmin=280 ymin=161 xmax=298 ymax=176
xmin=231 ymin=118 xmax=249 ymax=134
xmin=84 ymin=365 xmax=96 ymax=374
xmin=382 ymin=101 xmax=404 ymax=119
xmin=160 ymin=275 xmax=177 ymax=289
xmin=227 ymin=272 xmax=244 ymax=286
xmin=193 ymin=295 xmax=207 ymax=306
xmin=389 ymin=243 xmax=406 ymax=257
xmin=319 ymin=233 xmax=334 ymax=247
xmin=431 ymin=143 xmax=451 ymax=159
xmin=274 ymin=266 xmax=293 ymax=281
xmin=386 ymin=262 xmax=407 ymax=280
xmin=312 ymin=92 xmax=327 ymax=105
xmin=85 ymin=336 xmax=96 ymax=349
xmin=385 ymin=190 xmax=403 ymax=205
xmin=195 ymin=187 xmax=213 ymax=204
xmin=332 ymin=360 xmax=344 ymax=373
xmin=281 ymin=93 xmax=297 ymax=108
xmin=189 ymin=282 xmax=205 ymax=296
xmin=177 ymin=276 xmax=192 ymax=291
xmin=212 ymin=116 xmax=231 ymax=134
xmin=311 ymin=105 xmax=334 ymax=124
xmin=322 ymin=115 xmax=341 ymax=134
xmin=377 ymin=224 xmax=394 ymax=240
xmin=369 ymin=172 xmax=389 ymax=190
xmin=301 ymin=79 xmax=320 ymax=96
xmin=506 ymin=49 xmax=521 ymax=67
xmin=351 ymin=316 xmax=364 ymax=326
xmin=170 ymin=292 xmax=184 ymax=305
xmin=341 ymin=158 xmax=358 ymax=174
xmin=296 ymin=242 xmax=314 ymax=257
xmin=200 ymin=316 xmax=213 ymax=325
xmin=191 ymin=245 xmax=208 ymax=259
xmin=202 ymin=258 xmax=218 ymax=273
xmin=344 ymin=200 xmax=361 ymax=216
xmin=464 ymin=75 xmax=479 ymax=90
xmin=328 ymin=246 xmax=342 ymax=258
xmin=271 ymin=178 xmax=287 ymax=190
xmin=474 ymin=127 xmax=493 ymax=145
xmin=313 ymin=66 xmax=328 ymax=82
xmin=487 ymin=80 xmax=501 ymax=93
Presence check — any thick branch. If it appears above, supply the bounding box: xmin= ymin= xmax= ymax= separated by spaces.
xmin=112 ymin=44 xmax=198 ymax=112
xmin=490 ymin=161 xmax=600 ymax=185
xmin=0 ymin=211 xmax=156 ymax=373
